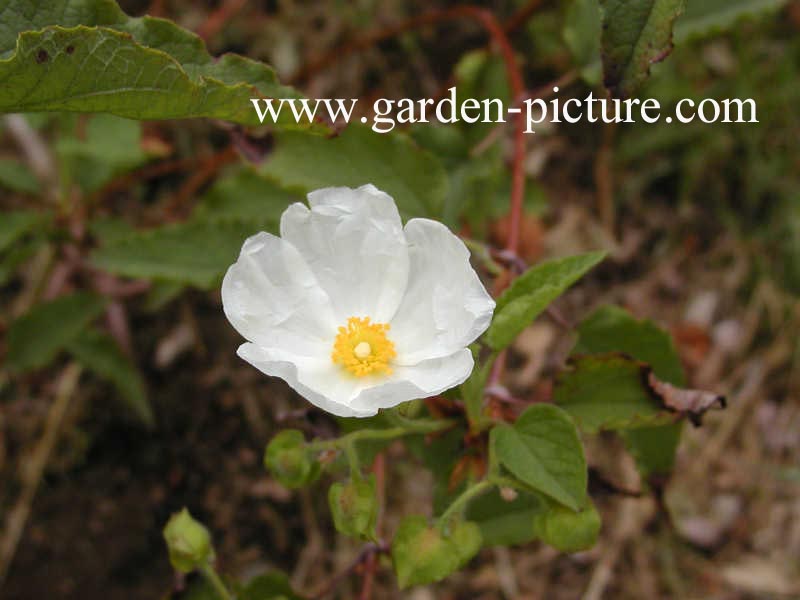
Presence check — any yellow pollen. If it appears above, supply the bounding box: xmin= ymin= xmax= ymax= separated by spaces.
xmin=331 ymin=316 xmax=396 ymax=377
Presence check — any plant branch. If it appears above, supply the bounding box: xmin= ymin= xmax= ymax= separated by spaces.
xmin=199 ymin=563 xmax=234 ymax=600
xmin=437 ymin=479 xmax=494 ymax=530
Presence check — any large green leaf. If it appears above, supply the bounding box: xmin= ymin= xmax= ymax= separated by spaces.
xmin=491 ymin=404 xmax=587 ymax=511
xmin=0 ymin=0 xmax=311 ymax=128
xmin=261 ymin=124 xmax=448 ymax=219
xmin=674 ymin=0 xmax=788 ymax=42
xmin=66 ymin=327 xmax=152 ymax=426
xmin=486 ymin=252 xmax=605 ymax=350
xmin=573 ymin=305 xmax=685 ymax=475
xmin=553 ymin=354 xmax=676 ymax=432
xmin=601 ymin=0 xmax=687 ymax=98
xmin=6 ymin=292 xmax=107 ymax=372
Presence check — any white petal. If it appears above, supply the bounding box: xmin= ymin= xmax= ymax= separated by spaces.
xmin=222 ymin=232 xmax=337 ymax=357
xmin=389 ymin=219 xmax=495 ymax=365
xmin=280 ymin=185 xmax=409 ymax=323
xmin=237 ymin=343 xmax=373 ymax=418
xmin=347 ymin=349 xmax=475 ymax=415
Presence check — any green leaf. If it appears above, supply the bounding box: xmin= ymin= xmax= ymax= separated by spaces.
xmin=260 ymin=124 xmax=448 ymax=219
xmin=465 ymin=488 xmax=544 ymax=546
xmin=674 ymin=0 xmax=788 ymax=43
xmin=0 ymin=159 xmax=40 ymax=193
xmin=573 ymin=305 xmax=685 ymax=474
xmin=601 ymin=0 xmax=687 ymax=98
xmin=65 ymin=327 xmax=152 ymax=426
xmin=487 ymin=252 xmax=605 ymax=350
xmin=328 ymin=476 xmax=378 ymax=541
xmin=392 ymin=516 xmax=481 ymax=589
xmin=553 ymin=354 xmax=676 ymax=432
xmin=0 ymin=210 xmax=45 ymax=252
xmin=191 ymin=168 xmax=301 ymax=227
xmin=0 ymin=0 xmax=313 ymax=128
xmin=575 ymin=305 xmax=685 ymax=385
xmin=491 ymin=404 xmax=588 ymax=511
xmin=6 ymin=292 xmax=107 ymax=372
xmin=239 ymin=572 xmax=306 ymax=600
xmin=564 ymin=0 xmax=603 ymax=85
xmin=532 ymin=500 xmax=601 ymax=553
xmin=90 ymin=220 xmax=256 ymax=289
xmin=263 ymin=429 xmax=320 ymax=489
xmin=56 ymin=114 xmax=148 ymax=192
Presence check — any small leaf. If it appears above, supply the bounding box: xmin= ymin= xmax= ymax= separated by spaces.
xmin=239 ymin=571 xmax=306 ymax=600
xmin=674 ymin=0 xmax=788 ymax=43
xmin=601 ymin=0 xmax=687 ymax=98
xmin=486 ymin=252 xmax=605 ymax=350
xmin=328 ymin=476 xmax=379 ymax=540
xmin=0 ymin=0 xmax=314 ymax=128
xmin=564 ymin=0 xmax=603 ymax=85
xmin=491 ymin=404 xmax=588 ymax=511
xmin=0 ymin=210 xmax=46 ymax=253
xmin=532 ymin=501 xmax=601 ymax=553
xmin=465 ymin=488 xmax=544 ymax=546
xmin=261 ymin=124 xmax=448 ymax=219
xmin=6 ymin=292 xmax=107 ymax=373
xmin=66 ymin=327 xmax=153 ymax=426
xmin=392 ymin=516 xmax=481 ymax=589
xmin=263 ymin=429 xmax=320 ymax=489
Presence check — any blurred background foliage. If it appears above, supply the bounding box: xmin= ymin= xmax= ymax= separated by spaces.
xmin=1 ymin=0 xmax=798 ymax=598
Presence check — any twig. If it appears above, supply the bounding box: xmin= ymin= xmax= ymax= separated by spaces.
xmin=312 ymin=543 xmax=388 ymax=599
xmin=0 ymin=363 xmax=83 ymax=586
xmin=3 ymin=114 xmax=57 ymax=200
xmin=162 ymin=145 xmax=239 ymax=220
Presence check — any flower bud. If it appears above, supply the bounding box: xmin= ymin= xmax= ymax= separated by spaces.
xmin=163 ymin=508 xmax=215 ymax=573
xmin=264 ymin=429 xmax=319 ymax=488
xmin=328 ymin=476 xmax=378 ymax=540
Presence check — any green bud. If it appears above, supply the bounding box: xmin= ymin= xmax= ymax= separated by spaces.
xmin=264 ymin=429 xmax=319 ymax=488
xmin=533 ymin=502 xmax=601 ymax=553
xmin=328 ymin=476 xmax=378 ymax=540
xmin=392 ymin=515 xmax=482 ymax=589
xmin=163 ymin=508 xmax=215 ymax=573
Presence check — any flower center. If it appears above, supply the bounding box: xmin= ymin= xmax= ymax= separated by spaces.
xmin=331 ymin=316 xmax=396 ymax=377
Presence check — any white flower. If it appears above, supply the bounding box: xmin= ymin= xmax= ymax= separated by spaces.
xmin=221 ymin=184 xmax=495 ymax=418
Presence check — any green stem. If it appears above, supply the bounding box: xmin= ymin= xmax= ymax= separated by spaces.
xmin=199 ymin=563 xmax=234 ymax=600
xmin=437 ymin=480 xmax=494 ymax=530
xmin=344 ymin=439 xmax=361 ymax=479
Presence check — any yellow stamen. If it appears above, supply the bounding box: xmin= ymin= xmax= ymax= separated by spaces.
xmin=331 ymin=316 xmax=396 ymax=377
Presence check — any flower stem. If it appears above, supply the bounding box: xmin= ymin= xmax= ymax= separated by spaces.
xmin=437 ymin=480 xmax=494 ymax=530
xmin=199 ymin=563 xmax=234 ymax=600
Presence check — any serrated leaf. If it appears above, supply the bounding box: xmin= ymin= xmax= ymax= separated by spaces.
xmin=601 ymin=0 xmax=687 ymax=98
xmin=564 ymin=0 xmax=603 ymax=85
xmin=0 ymin=159 xmax=40 ymax=193
xmin=487 ymin=252 xmax=605 ymax=350
xmin=392 ymin=516 xmax=481 ymax=589
xmin=260 ymin=124 xmax=448 ymax=219
xmin=674 ymin=0 xmax=788 ymax=43
xmin=66 ymin=327 xmax=152 ymax=426
xmin=90 ymin=221 xmax=258 ymax=289
xmin=491 ymin=404 xmax=587 ymax=511
xmin=6 ymin=292 xmax=107 ymax=372
xmin=465 ymin=488 xmax=544 ymax=546
xmin=0 ymin=0 xmax=313 ymax=128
